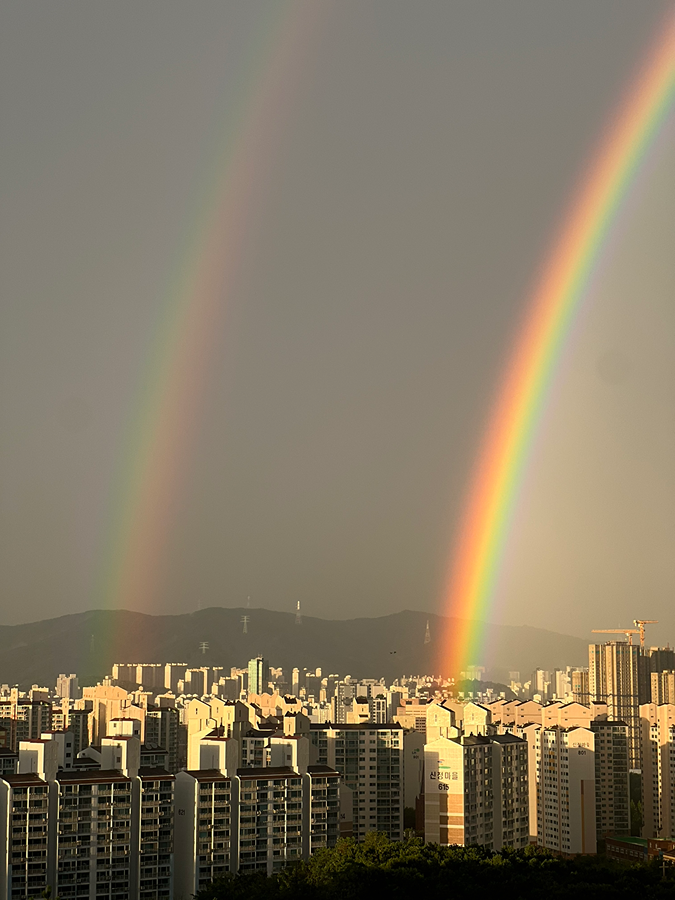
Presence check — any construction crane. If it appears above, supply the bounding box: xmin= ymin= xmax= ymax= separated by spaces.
xmin=633 ymin=619 xmax=658 ymax=649
xmin=592 ymin=628 xmax=640 ymax=645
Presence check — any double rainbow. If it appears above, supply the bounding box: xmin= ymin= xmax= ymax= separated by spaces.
xmin=444 ymin=10 xmax=675 ymax=677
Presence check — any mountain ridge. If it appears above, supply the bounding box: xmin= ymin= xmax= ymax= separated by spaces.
xmin=0 ymin=607 xmax=589 ymax=687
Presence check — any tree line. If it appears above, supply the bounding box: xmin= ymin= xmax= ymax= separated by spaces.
xmin=196 ymin=833 xmax=675 ymax=900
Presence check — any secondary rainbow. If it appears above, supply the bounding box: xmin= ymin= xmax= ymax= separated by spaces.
xmin=443 ymin=10 xmax=675 ymax=678
xmin=84 ymin=4 xmax=327 ymax=671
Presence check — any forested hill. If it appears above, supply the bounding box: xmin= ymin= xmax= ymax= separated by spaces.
xmin=0 ymin=606 xmax=587 ymax=686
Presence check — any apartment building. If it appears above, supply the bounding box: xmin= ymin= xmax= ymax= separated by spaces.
xmin=393 ymin=698 xmax=430 ymax=733
xmin=54 ymin=770 xmax=134 ymax=900
xmin=144 ymin=708 xmax=179 ymax=774
xmin=491 ymin=734 xmax=529 ymax=848
xmin=309 ymin=723 xmax=403 ymax=841
xmin=236 ymin=768 xmax=304 ymax=874
xmin=589 ymin=641 xmax=644 ymax=767
xmin=56 ymin=676 xmax=80 ymax=701
xmin=138 ymin=769 xmax=174 ymax=900
xmin=0 ymin=752 xmax=17 ymax=777
xmin=640 ymin=703 xmax=675 ymax=839
xmin=174 ymin=770 xmax=235 ymax=897
xmin=572 ymin=669 xmax=590 ymax=705
xmin=66 ymin=710 xmax=91 ymax=757
xmin=590 ymin=720 xmax=630 ymax=839
xmin=0 ymin=773 xmax=50 ymax=900
xmin=304 ymin=766 xmax=342 ymax=855
xmin=424 ymin=733 xmax=528 ymax=850
xmin=651 ymin=671 xmax=675 ymax=705
xmin=531 ymin=726 xmax=596 ymax=855
xmin=0 ymin=699 xmax=51 ymax=751
xmin=164 ymin=666 xmax=188 ymax=695
xmin=247 ymin=658 xmax=269 ymax=697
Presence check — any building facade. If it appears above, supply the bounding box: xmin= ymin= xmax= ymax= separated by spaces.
xmin=640 ymin=703 xmax=675 ymax=839
xmin=589 ymin=641 xmax=643 ymax=767
xmin=424 ymin=733 xmax=528 ymax=850
xmin=309 ymin=723 xmax=402 ymax=841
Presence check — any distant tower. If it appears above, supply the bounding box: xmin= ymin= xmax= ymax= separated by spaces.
xmin=295 ymin=601 xmax=302 ymax=626
xmin=248 ymin=656 xmax=270 ymax=695
xmin=246 ymin=595 xmax=251 ymax=609
xmin=424 ymin=620 xmax=431 ymax=644
xmin=199 ymin=642 xmax=209 ymax=656
xmin=241 ymin=615 xmax=250 ymax=635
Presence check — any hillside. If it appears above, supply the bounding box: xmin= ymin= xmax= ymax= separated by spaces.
xmin=0 ymin=607 xmax=589 ymax=687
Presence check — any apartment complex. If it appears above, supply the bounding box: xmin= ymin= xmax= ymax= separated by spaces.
xmin=309 ymin=723 xmax=403 ymax=841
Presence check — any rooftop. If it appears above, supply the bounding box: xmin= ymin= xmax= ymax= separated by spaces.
xmin=182 ymin=769 xmax=231 ymax=782
xmin=3 ymin=773 xmax=47 ymax=786
xmin=307 ymin=765 xmax=340 ymax=775
xmin=57 ymin=769 xmax=131 ymax=784
xmin=309 ymin=722 xmax=402 ymax=731
xmin=238 ymin=766 xmax=299 ymax=779
xmin=138 ymin=767 xmax=174 ymax=780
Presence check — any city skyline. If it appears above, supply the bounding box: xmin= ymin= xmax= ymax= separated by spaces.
xmin=0 ymin=622 xmax=672 ymax=896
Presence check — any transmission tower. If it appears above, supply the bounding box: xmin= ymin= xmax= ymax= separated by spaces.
xmin=295 ymin=601 xmax=302 ymax=626
xmin=424 ymin=620 xmax=431 ymax=644
xmin=199 ymin=642 xmax=209 ymax=656
xmin=241 ymin=615 xmax=250 ymax=635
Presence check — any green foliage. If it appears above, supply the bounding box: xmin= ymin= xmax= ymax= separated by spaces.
xmin=631 ymin=799 xmax=644 ymax=836
xmin=195 ymin=834 xmax=675 ymax=900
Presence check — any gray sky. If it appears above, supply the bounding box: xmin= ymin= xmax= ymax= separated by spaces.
xmin=1 ymin=0 xmax=674 ymax=644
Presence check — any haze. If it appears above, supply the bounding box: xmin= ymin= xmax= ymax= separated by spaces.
xmin=1 ymin=1 xmax=674 ymax=642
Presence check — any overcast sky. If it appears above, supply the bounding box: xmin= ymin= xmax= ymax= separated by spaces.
xmin=1 ymin=1 xmax=674 ymax=643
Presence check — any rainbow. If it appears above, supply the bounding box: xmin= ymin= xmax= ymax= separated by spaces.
xmin=84 ymin=4 xmax=327 ymax=673
xmin=443 ymin=10 xmax=675 ymax=679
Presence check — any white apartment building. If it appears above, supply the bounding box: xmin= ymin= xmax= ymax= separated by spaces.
xmin=531 ymin=726 xmax=596 ymax=855
xmin=424 ymin=733 xmax=528 ymax=850
xmin=640 ymin=702 xmax=675 ymax=839
xmin=174 ymin=769 xmax=235 ymax=898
